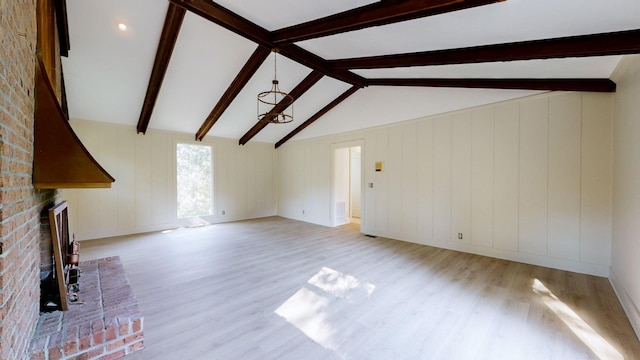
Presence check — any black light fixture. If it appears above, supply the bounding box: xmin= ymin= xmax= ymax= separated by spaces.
xmin=258 ymin=49 xmax=293 ymax=123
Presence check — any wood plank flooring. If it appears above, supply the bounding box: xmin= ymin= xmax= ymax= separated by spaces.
xmin=79 ymin=217 xmax=640 ymax=359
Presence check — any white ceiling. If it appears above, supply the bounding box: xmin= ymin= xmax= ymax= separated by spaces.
xmin=62 ymin=0 xmax=640 ymax=144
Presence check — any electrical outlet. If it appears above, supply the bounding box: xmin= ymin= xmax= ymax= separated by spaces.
xmin=457 ymin=233 xmax=463 ymax=240
xmin=302 ymin=210 xmax=305 ymax=215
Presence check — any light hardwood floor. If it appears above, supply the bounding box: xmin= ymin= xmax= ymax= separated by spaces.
xmin=80 ymin=217 xmax=640 ymax=359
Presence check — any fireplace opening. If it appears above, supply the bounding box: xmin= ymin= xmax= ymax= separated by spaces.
xmin=40 ymin=272 xmax=62 ymax=312
xmin=40 ymin=201 xmax=80 ymax=312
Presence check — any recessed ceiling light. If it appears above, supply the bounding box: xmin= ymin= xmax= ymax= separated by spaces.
xmin=117 ymin=23 xmax=127 ymax=31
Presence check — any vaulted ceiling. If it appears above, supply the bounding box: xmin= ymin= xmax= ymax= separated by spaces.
xmin=61 ymin=0 xmax=640 ymax=147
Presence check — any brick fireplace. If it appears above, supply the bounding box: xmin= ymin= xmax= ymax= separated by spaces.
xmin=0 ymin=1 xmax=57 ymax=358
xmin=29 ymin=257 xmax=144 ymax=359
xmin=31 ymin=201 xmax=145 ymax=359
xmin=0 ymin=2 xmax=143 ymax=359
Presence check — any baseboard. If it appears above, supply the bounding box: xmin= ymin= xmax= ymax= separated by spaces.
xmin=286 ymin=219 xmax=610 ymax=277
xmin=366 ymin=229 xmax=610 ymax=277
xmin=609 ymin=268 xmax=640 ymax=341
xmin=77 ymin=214 xmax=278 ymax=241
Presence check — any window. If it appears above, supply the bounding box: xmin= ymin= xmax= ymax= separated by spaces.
xmin=176 ymin=143 xmax=213 ymax=218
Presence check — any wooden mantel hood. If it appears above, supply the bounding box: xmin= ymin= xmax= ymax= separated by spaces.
xmin=33 ymin=58 xmax=115 ymax=189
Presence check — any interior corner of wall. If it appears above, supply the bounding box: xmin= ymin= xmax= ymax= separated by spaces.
xmin=609 ymin=266 xmax=640 ymax=341
xmin=610 ymin=55 xmax=639 ymax=83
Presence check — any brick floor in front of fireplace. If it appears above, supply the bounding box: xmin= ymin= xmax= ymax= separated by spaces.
xmin=29 ymin=256 xmax=144 ymax=360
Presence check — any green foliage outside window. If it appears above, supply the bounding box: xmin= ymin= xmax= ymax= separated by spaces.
xmin=177 ymin=143 xmax=213 ymax=218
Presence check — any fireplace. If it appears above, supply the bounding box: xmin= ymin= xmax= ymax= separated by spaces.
xmin=41 ymin=201 xmax=80 ymax=311
xmin=30 ymin=257 xmax=144 ymax=359
xmin=31 ymin=202 xmax=145 ymax=359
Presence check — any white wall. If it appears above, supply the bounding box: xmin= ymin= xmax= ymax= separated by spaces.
xmin=62 ymin=120 xmax=277 ymax=240
xmin=333 ymin=147 xmax=350 ymax=226
xmin=350 ymin=147 xmax=362 ymax=218
xmin=610 ymin=54 xmax=640 ymax=337
xmin=278 ymin=136 xmax=363 ymax=227
xmin=278 ymin=91 xmax=613 ymax=276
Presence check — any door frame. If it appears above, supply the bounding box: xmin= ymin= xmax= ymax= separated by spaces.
xmin=330 ymin=140 xmax=365 ymax=228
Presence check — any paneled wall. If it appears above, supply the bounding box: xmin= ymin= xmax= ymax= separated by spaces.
xmin=278 ymin=92 xmax=613 ymax=276
xmin=62 ymin=120 xmax=277 ymax=240
xmin=611 ymin=54 xmax=640 ymax=337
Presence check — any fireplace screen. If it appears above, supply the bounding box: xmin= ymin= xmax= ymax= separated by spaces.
xmin=48 ymin=201 xmax=79 ymax=311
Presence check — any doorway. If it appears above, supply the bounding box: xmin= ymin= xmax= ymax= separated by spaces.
xmin=332 ymin=143 xmax=363 ymax=229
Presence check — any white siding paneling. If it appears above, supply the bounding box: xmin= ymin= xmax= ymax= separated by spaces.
xmin=98 ymin=124 xmax=119 ymax=235
xmin=610 ymin=54 xmax=640 ymax=339
xmin=65 ymin=121 xmax=277 ymax=240
xmin=433 ymin=116 xmax=452 ymax=244
xmin=519 ymin=97 xmax=549 ymax=256
xmin=581 ymin=93 xmax=612 ymax=265
xmin=278 ymin=91 xmax=613 ymax=277
xmin=362 ymin=129 xmax=377 ymax=234
xmin=493 ymin=103 xmax=520 ymax=251
xmin=401 ymin=124 xmax=418 ymax=240
xmin=67 ymin=89 xmax=615 ymax=280
xmin=451 ymin=113 xmax=472 ymax=244
xmin=375 ymin=129 xmax=390 ymax=234
xmin=548 ymin=93 xmax=581 ymax=260
xmin=471 ymin=107 xmax=495 ymax=248
xmin=388 ymin=127 xmax=403 ymax=236
xmin=416 ymin=119 xmax=435 ymax=244
xmin=134 ymin=130 xmax=152 ymax=229
xmin=116 ymin=127 xmax=136 ymax=232
xmin=313 ymin=138 xmax=332 ymax=225
xmin=151 ymin=132 xmax=171 ymax=226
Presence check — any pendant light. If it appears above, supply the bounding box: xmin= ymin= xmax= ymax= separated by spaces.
xmin=257 ymin=49 xmax=293 ymax=123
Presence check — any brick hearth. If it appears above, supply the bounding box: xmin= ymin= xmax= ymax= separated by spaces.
xmin=29 ymin=257 xmax=144 ymax=360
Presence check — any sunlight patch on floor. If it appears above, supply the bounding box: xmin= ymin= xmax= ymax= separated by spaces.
xmin=275 ymin=267 xmax=375 ymax=354
xmin=532 ymin=279 xmax=623 ymax=360
xmin=184 ymin=216 xmax=213 ymax=228
xmin=275 ymin=287 xmax=337 ymax=351
xmin=308 ymin=267 xmax=375 ymax=302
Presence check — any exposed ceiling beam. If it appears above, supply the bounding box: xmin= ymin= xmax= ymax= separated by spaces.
xmin=136 ymin=3 xmax=185 ymax=134
xmin=170 ymin=0 xmax=366 ymax=87
xmin=272 ymin=0 xmax=504 ymax=45
xmin=138 ymin=2 xmax=631 ymax=145
xmin=278 ymin=44 xmax=365 ymax=87
xmin=170 ymin=0 xmax=271 ymax=48
xmin=239 ymin=71 xmax=324 ymax=145
xmin=275 ymin=85 xmax=360 ymax=149
xmin=168 ymin=0 xmax=365 ymax=143
xmin=367 ymin=78 xmax=617 ymax=92
xmin=330 ymin=28 xmax=640 ymax=69
xmin=195 ymin=45 xmax=271 ymax=141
